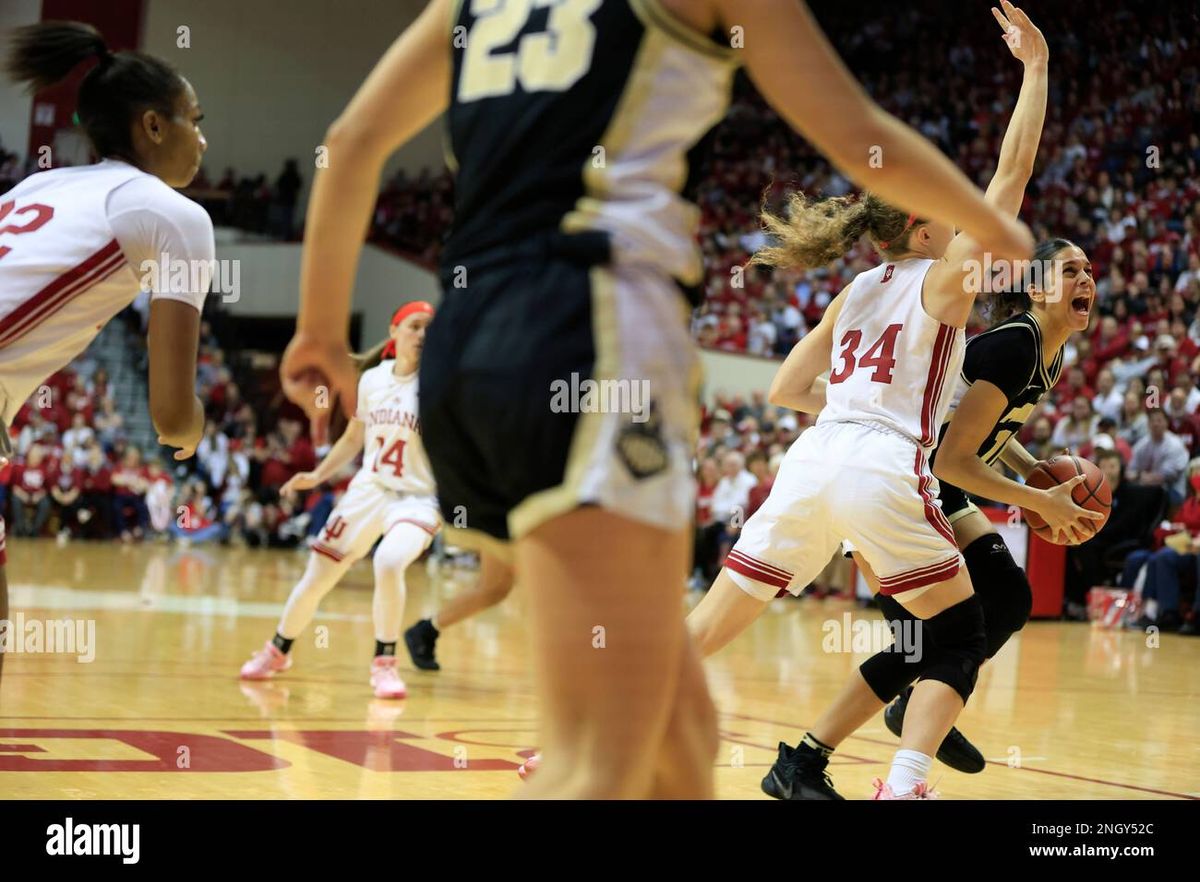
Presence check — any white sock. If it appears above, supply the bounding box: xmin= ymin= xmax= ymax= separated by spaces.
xmin=1144 ymin=599 xmax=1159 ymax=620
xmin=430 ymin=615 xmax=440 ymax=631
xmin=887 ymin=749 xmax=933 ymax=795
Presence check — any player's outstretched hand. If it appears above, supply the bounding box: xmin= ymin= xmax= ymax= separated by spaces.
xmin=280 ymin=331 xmax=358 ymax=447
xmin=992 ymin=1 xmax=1048 ymax=68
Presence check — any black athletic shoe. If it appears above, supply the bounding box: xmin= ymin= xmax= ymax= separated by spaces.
xmin=761 ymin=742 xmax=845 ymax=800
xmin=404 ymin=620 xmax=440 ymax=671
xmin=884 ymin=687 xmax=986 ymax=774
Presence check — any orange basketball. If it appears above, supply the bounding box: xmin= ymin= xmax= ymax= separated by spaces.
xmin=1021 ymin=455 xmax=1112 ymax=544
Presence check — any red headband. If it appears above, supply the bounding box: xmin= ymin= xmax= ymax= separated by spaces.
xmin=878 ymin=213 xmax=918 ymax=251
xmin=391 ymin=300 xmax=434 ymax=327
xmin=382 ymin=301 xmax=434 ymax=358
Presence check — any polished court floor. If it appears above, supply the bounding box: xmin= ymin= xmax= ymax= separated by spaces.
xmin=1 ymin=541 xmax=1197 ymax=799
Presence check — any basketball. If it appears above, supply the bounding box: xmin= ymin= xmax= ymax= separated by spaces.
xmin=1021 ymin=455 xmax=1112 ymax=543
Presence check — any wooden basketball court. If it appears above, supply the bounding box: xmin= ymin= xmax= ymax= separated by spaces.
xmin=2 ymin=541 xmax=1197 ymax=799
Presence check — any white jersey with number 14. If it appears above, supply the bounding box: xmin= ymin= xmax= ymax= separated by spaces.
xmin=350 ymin=360 xmax=436 ymax=501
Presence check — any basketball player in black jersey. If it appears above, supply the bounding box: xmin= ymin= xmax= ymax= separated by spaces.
xmin=769 ymin=237 xmax=1103 ymax=797
xmin=281 ymin=0 xmax=1033 ymax=799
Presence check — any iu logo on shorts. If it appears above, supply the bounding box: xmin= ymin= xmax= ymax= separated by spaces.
xmin=322 ymin=516 xmax=348 ymax=542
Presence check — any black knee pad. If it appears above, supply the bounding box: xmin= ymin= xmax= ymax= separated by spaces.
xmin=963 ymin=534 xmax=1033 ymax=659
xmin=859 ymin=595 xmax=922 ymax=702
xmin=916 ymin=595 xmax=986 ymax=704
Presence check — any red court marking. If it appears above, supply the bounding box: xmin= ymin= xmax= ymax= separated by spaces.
xmin=225 ymin=730 xmax=519 ymax=772
xmin=433 ymin=728 xmax=541 ymax=749
xmin=0 ymin=744 xmax=46 ymax=753
xmin=721 ymin=712 xmax=1199 ymax=800
xmin=0 ymin=729 xmax=289 ymax=772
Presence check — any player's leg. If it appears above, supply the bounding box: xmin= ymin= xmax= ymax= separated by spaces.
xmin=516 ymin=508 xmax=712 ymax=798
xmin=689 ymin=434 xmax=832 ymax=658
xmin=405 ymin=550 xmax=514 ymax=671
xmin=686 ymin=569 xmax=772 ymax=657
xmin=838 ymin=442 xmax=986 ymax=798
xmin=877 ymin=510 xmax=1029 ymax=766
xmin=239 ymin=488 xmax=377 ymax=679
xmin=369 ymin=521 xmax=434 ymax=698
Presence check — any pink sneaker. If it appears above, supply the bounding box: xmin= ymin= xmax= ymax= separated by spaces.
xmin=871 ymin=777 xmax=939 ymax=800
xmin=518 ymin=752 xmax=541 ymax=780
xmin=240 ymin=641 xmax=292 ymax=680
xmin=370 ymin=655 xmax=408 ymax=699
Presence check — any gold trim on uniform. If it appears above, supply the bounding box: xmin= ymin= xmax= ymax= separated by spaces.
xmin=629 ymin=0 xmax=739 ymax=62
xmin=443 ymin=0 xmax=468 ymax=174
xmin=947 ymin=500 xmax=981 ymax=525
xmin=508 ymin=265 xmax=622 ymax=540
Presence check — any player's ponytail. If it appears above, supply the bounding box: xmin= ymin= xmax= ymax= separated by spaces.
xmin=6 ymin=21 xmax=184 ymax=163
xmin=752 ymin=192 xmax=923 ymax=270
xmin=987 ymin=237 xmax=1075 ymax=324
xmin=351 ymin=340 xmax=392 ymax=375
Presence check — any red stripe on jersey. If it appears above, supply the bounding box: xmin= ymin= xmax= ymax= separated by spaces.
xmin=913 ymin=448 xmax=956 ymax=546
xmin=0 ymin=239 xmax=125 ymax=347
xmin=877 ymin=553 xmax=961 ymax=587
xmin=725 ymin=549 xmax=792 ymax=589
xmin=919 ymin=323 xmax=954 ymax=447
xmin=311 ymin=544 xmax=344 ymax=563
xmin=877 ymin=557 xmax=960 ymax=595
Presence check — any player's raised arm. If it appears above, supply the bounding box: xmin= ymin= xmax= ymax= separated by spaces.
xmin=982 ymin=2 xmax=1049 ymax=217
xmin=922 ymin=1 xmax=1049 ymax=326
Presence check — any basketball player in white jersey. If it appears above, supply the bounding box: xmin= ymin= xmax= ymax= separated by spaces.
xmin=279 ymin=0 xmax=1031 ymax=798
xmin=0 ymin=23 xmax=211 ymax=689
xmin=743 ymin=4 xmax=1102 ymax=799
xmin=240 ymin=303 xmax=441 ymax=699
xmin=687 ymin=2 xmax=1051 ymax=800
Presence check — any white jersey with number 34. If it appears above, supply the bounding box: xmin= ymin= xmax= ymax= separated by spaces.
xmin=816 ymin=258 xmax=965 ymax=449
xmin=350 ymin=361 xmax=437 ymax=501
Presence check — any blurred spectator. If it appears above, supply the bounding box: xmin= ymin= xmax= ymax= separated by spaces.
xmin=170 ymin=480 xmax=227 ymax=544
xmin=11 ymin=445 xmax=52 ymax=537
xmin=1092 ymin=369 xmax=1124 ymax=421
xmin=745 ymin=450 xmax=775 ymax=519
xmin=1078 ymin=417 xmax=1133 ymax=463
xmin=1129 ymin=409 xmax=1190 ymax=505
xmin=145 ymin=459 xmax=175 ymax=534
xmin=1051 ymin=397 xmax=1099 ymax=451
xmin=1024 ymin=416 xmax=1056 ymax=462
xmin=79 ymin=445 xmax=114 ymax=539
xmin=112 ymin=447 xmax=149 ymax=542
xmin=1119 ymin=461 xmax=1200 ymax=633
xmin=711 ymin=451 xmax=756 ymax=527
xmin=50 ymin=452 xmax=84 ymax=539
xmin=1117 ymin=391 xmax=1150 ymax=447
xmin=1164 ymin=387 xmax=1200 ymax=453
xmin=1065 ymin=449 xmax=1166 ymax=619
